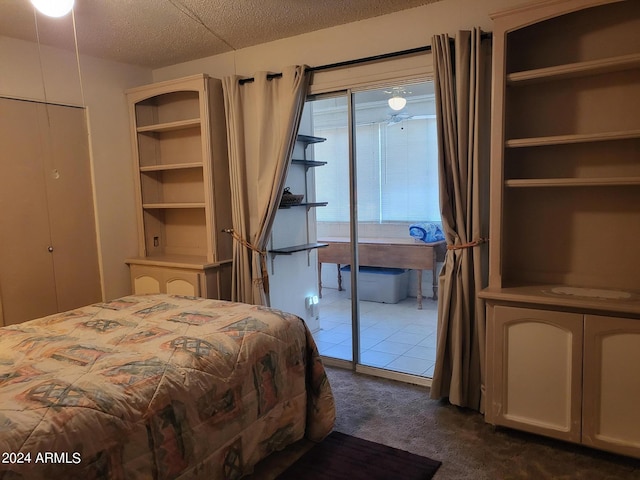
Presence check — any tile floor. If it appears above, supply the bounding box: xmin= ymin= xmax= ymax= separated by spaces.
xmin=312 ymin=287 xmax=438 ymax=378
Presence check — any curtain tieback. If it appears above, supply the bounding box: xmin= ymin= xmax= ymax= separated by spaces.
xmin=222 ymin=229 xmax=270 ymax=292
xmin=222 ymin=229 xmax=266 ymax=257
xmin=447 ymin=238 xmax=489 ymax=250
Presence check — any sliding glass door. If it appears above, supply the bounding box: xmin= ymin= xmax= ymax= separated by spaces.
xmin=309 ymin=81 xmax=441 ymax=381
xmin=312 ymin=93 xmax=354 ymax=362
xmin=352 ymin=84 xmax=440 ymax=378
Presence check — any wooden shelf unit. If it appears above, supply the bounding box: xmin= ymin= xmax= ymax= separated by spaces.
xmin=488 ymin=0 xmax=640 ymax=295
xmin=126 ymin=74 xmax=232 ymax=300
xmin=481 ymin=0 xmax=640 ymax=460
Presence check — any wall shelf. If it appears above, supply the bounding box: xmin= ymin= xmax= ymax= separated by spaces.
xmin=297 ymin=134 xmax=326 ymax=146
xmin=270 ymin=134 xmax=328 ymax=259
xmin=506 ymin=129 xmax=640 ymax=148
xmin=507 ymin=53 xmax=640 ymax=85
xmin=278 ymin=201 xmax=328 ymax=209
xmin=140 ymin=162 xmax=203 ymax=172
xmin=505 ymin=177 xmax=640 ymax=187
xmin=137 ymin=118 xmax=200 ymax=133
xmin=292 ymin=159 xmax=327 ymax=168
xmin=142 ymin=203 xmax=206 ymax=209
xmin=269 ymin=242 xmax=328 ymax=256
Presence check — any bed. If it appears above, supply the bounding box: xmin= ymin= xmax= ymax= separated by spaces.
xmin=0 ymin=294 xmax=335 ymax=479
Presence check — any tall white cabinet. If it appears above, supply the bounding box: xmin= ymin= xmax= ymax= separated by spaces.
xmin=480 ymin=0 xmax=640 ymax=459
xmin=0 ymin=98 xmax=102 ymax=326
xmin=125 ymin=74 xmax=232 ymax=300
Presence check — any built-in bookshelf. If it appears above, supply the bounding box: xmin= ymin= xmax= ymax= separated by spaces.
xmin=481 ymin=0 xmax=640 ymax=460
xmin=125 ymin=74 xmax=232 ymax=299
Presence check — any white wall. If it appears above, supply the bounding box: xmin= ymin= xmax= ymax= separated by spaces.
xmin=0 ymin=35 xmax=152 ymax=301
xmin=150 ymin=0 xmax=519 ymax=323
xmin=0 ymin=0 xmax=521 ymax=310
xmin=152 ymin=0 xmax=519 ymax=81
xmin=268 ymin=108 xmax=322 ymax=329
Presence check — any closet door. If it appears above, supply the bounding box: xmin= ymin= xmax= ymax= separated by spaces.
xmin=0 ymin=98 xmax=101 ymax=326
xmin=0 ymin=98 xmax=58 ymax=324
xmin=44 ymin=102 xmax=102 ymax=313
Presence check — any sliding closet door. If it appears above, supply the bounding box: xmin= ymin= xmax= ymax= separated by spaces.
xmin=0 ymin=98 xmax=101 ymax=326
xmin=43 ymin=102 xmax=101 ymax=313
xmin=0 ymin=98 xmax=58 ymax=324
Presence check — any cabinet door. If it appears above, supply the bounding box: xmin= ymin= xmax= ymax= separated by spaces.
xmin=489 ymin=306 xmax=583 ymax=443
xmin=131 ymin=271 xmax=162 ymax=295
xmin=583 ymin=315 xmax=640 ymax=458
xmin=165 ymin=271 xmax=201 ymax=297
xmin=130 ymin=264 xmax=202 ymax=297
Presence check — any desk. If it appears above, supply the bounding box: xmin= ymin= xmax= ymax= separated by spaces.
xmin=317 ymin=237 xmax=446 ymax=309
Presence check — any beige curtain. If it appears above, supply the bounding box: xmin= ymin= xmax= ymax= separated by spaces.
xmin=223 ymin=65 xmax=310 ymax=305
xmin=429 ymin=29 xmax=491 ymax=411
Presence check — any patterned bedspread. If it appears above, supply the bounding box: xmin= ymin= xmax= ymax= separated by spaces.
xmin=0 ymin=294 xmax=335 ymax=479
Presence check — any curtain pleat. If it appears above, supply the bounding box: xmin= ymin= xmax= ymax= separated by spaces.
xmin=223 ymin=66 xmax=310 ymax=305
xmin=429 ymin=29 xmax=490 ymax=412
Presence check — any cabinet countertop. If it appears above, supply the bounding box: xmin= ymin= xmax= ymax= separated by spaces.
xmin=480 ymin=284 xmax=640 ymax=317
xmin=126 ymin=256 xmax=232 ymax=270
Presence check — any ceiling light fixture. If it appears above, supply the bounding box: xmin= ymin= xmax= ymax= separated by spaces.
xmin=387 ymin=86 xmax=409 ymax=111
xmin=388 ymin=95 xmax=407 ymax=111
xmin=31 ymin=0 xmax=75 ymax=18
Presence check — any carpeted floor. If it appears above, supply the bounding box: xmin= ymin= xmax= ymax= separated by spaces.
xmin=250 ymin=366 xmax=640 ymax=479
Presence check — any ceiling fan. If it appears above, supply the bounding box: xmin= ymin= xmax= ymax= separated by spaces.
xmin=386 ymin=112 xmax=430 ymax=125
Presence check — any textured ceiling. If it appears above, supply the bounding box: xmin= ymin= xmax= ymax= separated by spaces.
xmin=0 ymin=0 xmax=444 ymax=68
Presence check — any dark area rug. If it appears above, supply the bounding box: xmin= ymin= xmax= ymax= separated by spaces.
xmin=276 ymin=430 xmax=441 ymax=480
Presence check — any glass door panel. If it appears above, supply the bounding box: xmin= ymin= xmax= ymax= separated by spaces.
xmin=352 ymin=82 xmax=440 ymax=378
xmin=308 ymin=81 xmax=441 ymax=379
xmin=308 ymin=94 xmax=353 ymax=362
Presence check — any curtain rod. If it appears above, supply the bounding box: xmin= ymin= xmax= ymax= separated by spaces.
xmin=238 ymin=32 xmax=491 ymax=85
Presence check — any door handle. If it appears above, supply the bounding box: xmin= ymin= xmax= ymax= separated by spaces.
xmin=47 ymin=246 xmax=54 ymax=253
